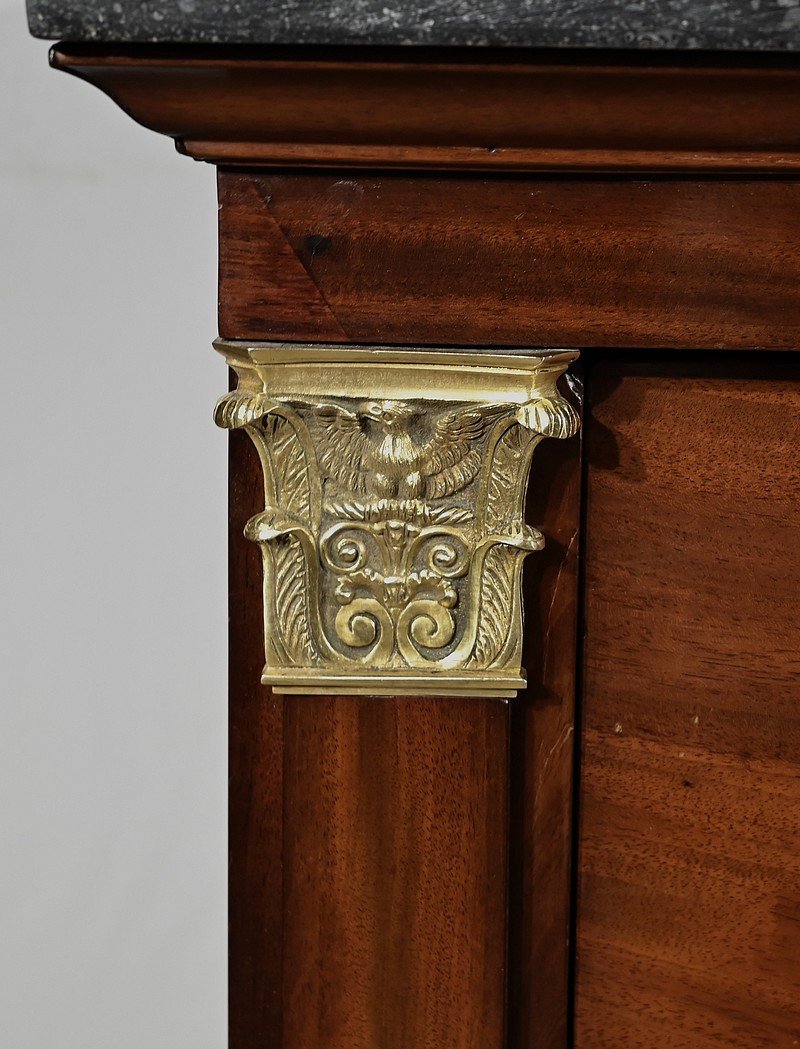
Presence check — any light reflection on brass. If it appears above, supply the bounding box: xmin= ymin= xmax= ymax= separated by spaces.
xmin=215 ymin=341 xmax=579 ymax=699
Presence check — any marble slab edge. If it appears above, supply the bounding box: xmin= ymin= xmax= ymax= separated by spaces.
xmin=25 ymin=0 xmax=800 ymax=52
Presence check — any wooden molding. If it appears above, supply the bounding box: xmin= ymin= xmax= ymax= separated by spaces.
xmin=52 ymin=44 xmax=800 ymax=173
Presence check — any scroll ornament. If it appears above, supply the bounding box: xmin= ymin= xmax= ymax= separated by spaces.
xmin=215 ymin=343 xmax=579 ymax=698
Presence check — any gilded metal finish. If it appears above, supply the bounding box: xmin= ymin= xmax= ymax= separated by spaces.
xmin=215 ymin=341 xmax=579 ymax=698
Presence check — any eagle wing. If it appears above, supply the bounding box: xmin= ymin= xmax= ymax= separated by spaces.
xmin=421 ymin=403 xmax=508 ymax=499
xmin=304 ymin=401 xmax=372 ymax=494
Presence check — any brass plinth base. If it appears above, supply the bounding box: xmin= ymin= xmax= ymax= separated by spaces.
xmin=264 ymin=669 xmax=526 ymax=700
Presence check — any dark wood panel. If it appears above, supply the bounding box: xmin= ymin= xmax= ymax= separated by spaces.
xmin=218 ymin=178 xmax=347 ymax=343
xmin=53 ymin=46 xmax=800 ymax=172
xmin=229 ymin=427 xmax=284 ymax=1048
xmin=576 ymin=355 xmax=800 ymax=1048
xmin=219 ymin=173 xmax=800 ymax=350
xmin=509 ymin=395 xmax=583 ymax=1049
xmin=282 ymin=695 xmax=509 ymax=1049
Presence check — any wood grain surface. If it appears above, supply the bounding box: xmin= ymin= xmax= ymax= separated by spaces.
xmin=509 ymin=390 xmax=583 ymax=1049
xmin=229 ymin=426 xmax=284 ymax=1047
xmin=219 ymin=173 xmax=800 ymax=350
xmin=282 ymin=695 xmax=509 ymax=1049
xmin=575 ymin=354 xmax=800 ymax=1049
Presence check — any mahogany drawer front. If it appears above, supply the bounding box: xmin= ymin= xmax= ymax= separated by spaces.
xmin=576 ymin=353 xmax=800 ymax=1048
xmin=219 ymin=172 xmax=800 ymax=350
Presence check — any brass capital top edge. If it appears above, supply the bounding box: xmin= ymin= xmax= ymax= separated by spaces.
xmin=214 ymin=338 xmax=578 ymax=367
xmin=215 ymin=339 xmax=579 ymax=405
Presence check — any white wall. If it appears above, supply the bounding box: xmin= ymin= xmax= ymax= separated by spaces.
xmin=0 ymin=6 xmax=227 ymax=1047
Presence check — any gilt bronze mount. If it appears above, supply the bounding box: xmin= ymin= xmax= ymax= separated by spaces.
xmin=215 ymin=342 xmax=579 ymax=698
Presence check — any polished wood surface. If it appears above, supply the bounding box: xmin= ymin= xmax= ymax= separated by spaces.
xmin=575 ymin=354 xmax=800 ymax=1048
xmin=219 ymin=172 xmax=800 ymax=350
xmin=509 ymin=415 xmax=583 ymax=1049
xmin=52 ymin=45 xmax=800 ymax=172
xmin=229 ymin=427 xmax=284 ymax=1046
xmin=283 ymin=695 xmax=509 ymax=1049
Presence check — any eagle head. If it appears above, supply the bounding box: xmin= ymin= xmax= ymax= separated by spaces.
xmin=361 ymin=400 xmax=415 ymax=434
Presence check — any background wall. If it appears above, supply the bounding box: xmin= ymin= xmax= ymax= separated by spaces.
xmin=0 ymin=5 xmax=227 ymax=1047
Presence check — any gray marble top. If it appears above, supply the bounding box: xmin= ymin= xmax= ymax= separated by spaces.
xmin=26 ymin=0 xmax=800 ymax=50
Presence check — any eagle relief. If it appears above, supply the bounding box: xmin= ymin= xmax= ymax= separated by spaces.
xmin=215 ymin=344 xmax=579 ymax=698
